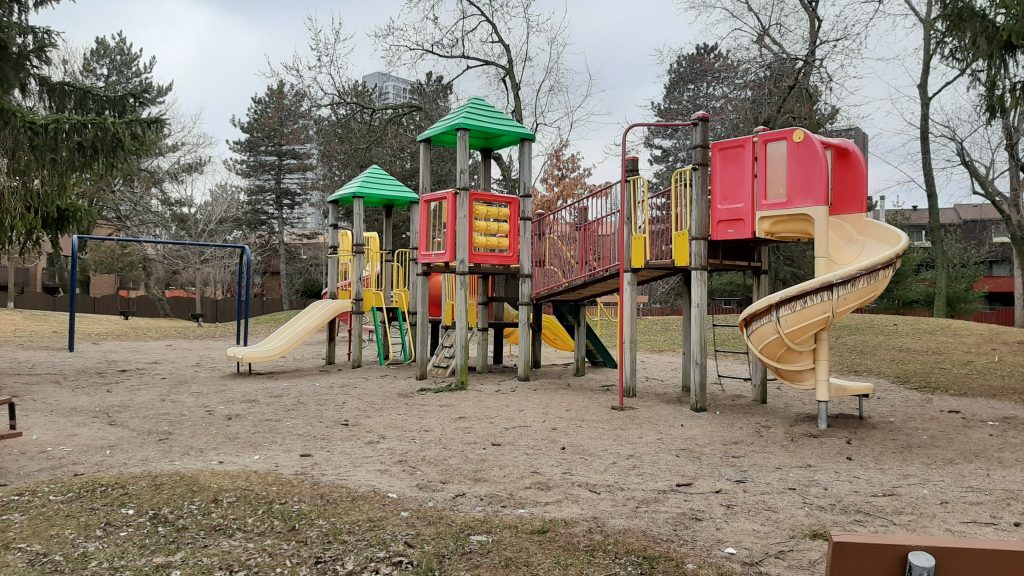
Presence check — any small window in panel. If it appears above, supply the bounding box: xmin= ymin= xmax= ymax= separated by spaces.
xmin=765 ymin=140 xmax=788 ymax=201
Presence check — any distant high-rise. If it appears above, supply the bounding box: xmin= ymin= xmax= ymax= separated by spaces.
xmin=362 ymin=72 xmax=413 ymax=105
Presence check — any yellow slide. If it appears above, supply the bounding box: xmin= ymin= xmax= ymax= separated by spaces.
xmin=739 ymin=209 xmax=909 ymax=403
xmin=227 ymin=299 xmax=352 ymax=364
xmin=500 ymin=304 xmax=575 ymax=352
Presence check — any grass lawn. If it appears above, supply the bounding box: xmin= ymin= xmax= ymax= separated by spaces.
xmin=0 ymin=472 xmax=728 ymax=576
xmin=593 ymin=313 xmax=1024 ymax=404
xmin=4 ymin=308 xmax=1023 ymax=403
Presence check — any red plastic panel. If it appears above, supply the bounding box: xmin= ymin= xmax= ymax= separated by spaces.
xmin=468 ymin=191 xmax=519 ymax=265
xmin=418 ymin=190 xmax=456 ymax=264
xmin=819 ymin=136 xmax=868 ymax=215
xmin=711 ymin=135 xmax=756 ymax=240
xmin=755 ymin=128 xmax=829 ymax=211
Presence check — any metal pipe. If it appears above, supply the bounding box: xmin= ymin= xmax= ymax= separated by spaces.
xmin=68 ymin=235 xmax=79 ymax=352
xmin=617 ymin=120 xmax=699 ymax=407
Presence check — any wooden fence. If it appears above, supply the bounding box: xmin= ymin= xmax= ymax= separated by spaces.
xmin=0 ymin=291 xmax=317 ymax=323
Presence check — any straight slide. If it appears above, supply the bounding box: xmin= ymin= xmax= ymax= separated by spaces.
xmin=739 ymin=214 xmax=909 ymax=397
xmin=227 ymin=299 xmax=352 ymax=364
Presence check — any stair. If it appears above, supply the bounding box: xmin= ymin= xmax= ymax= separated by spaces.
xmin=551 ymin=304 xmax=617 ymax=368
xmin=427 ymin=329 xmax=478 ymax=377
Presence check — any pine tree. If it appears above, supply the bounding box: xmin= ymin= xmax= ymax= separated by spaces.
xmin=0 ymin=1 xmax=166 ymax=255
xmin=228 ymin=81 xmax=315 ymax=309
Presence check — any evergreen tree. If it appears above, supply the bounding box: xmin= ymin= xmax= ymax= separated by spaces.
xmin=228 ymin=81 xmax=316 ymax=309
xmin=0 ymin=1 xmax=165 ymax=255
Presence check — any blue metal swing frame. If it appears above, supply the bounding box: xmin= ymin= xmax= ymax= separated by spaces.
xmin=67 ymin=235 xmax=252 ymax=353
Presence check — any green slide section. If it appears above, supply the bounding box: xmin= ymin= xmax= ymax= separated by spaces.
xmin=551 ymin=303 xmax=617 ymax=369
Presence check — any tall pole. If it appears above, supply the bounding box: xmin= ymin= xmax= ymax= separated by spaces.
xmin=622 ymin=156 xmax=640 ymax=398
xmin=68 ymin=235 xmax=79 ymax=352
xmin=326 ymin=201 xmax=340 ymax=365
xmin=477 ymin=149 xmax=492 ymax=373
xmin=517 ymin=139 xmax=534 ymax=381
xmin=351 ymin=196 xmax=365 ymax=369
xmin=455 ymin=129 xmax=471 ymax=386
xmin=616 ymin=120 xmax=698 ymax=407
xmin=415 ymin=142 xmax=432 ymax=380
xmin=750 ymin=245 xmax=769 ymax=403
xmin=680 ymin=273 xmax=691 ymax=394
xmin=688 ymin=111 xmax=711 ymax=413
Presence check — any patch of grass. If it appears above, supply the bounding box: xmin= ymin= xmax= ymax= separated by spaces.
xmin=593 ymin=314 xmax=1024 ymax=404
xmin=417 ymin=381 xmax=469 ymax=394
xmin=0 ymin=308 xmax=300 ymax=346
xmin=801 ymin=527 xmax=830 ymax=542
xmin=0 ymin=472 xmax=728 ymax=576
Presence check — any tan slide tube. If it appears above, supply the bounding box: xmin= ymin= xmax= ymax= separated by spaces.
xmin=226 ymin=299 xmax=352 ymax=364
xmin=739 ymin=211 xmax=909 ymax=426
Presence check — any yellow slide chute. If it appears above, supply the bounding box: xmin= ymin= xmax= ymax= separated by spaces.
xmin=500 ymin=304 xmax=574 ymax=352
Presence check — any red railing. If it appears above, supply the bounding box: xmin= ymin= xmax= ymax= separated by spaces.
xmin=533 ymin=182 xmax=621 ymax=297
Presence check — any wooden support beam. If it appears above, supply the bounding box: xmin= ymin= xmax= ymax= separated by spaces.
xmin=680 ymin=272 xmax=691 ymax=394
xmin=351 ymin=196 xmax=365 ymax=369
xmin=455 ymin=129 xmax=471 ymax=386
xmin=573 ymin=303 xmax=586 ymax=377
xmin=415 ymin=142 xmax=431 ymax=380
xmin=382 ymin=205 xmax=394 ymax=304
xmin=326 ymin=202 xmax=340 ymax=365
xmin=517 ymin=139 xmax=533 ymax=381
xmin=688 ymin=112 xmax=710 ymax=412
xmin=531 ymin=303 xmax=543 ymax=369
xmin=476 ymin=150 xmax=493 ymax=373
xmin=750 ymin=245 xmax=769 ymax=404
xmin=622 ymin=157 xmax=639 ymax=398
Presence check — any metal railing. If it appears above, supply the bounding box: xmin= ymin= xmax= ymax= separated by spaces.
xmin=533 ymin=181 xmax=621 ymax=297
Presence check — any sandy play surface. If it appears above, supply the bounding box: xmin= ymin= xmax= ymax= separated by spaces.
xmin=2 ymin=328 xmax=1022 ymax=575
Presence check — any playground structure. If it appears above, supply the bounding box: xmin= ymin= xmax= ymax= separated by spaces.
xmin=225 ymin=96 xmax=908 ymax=429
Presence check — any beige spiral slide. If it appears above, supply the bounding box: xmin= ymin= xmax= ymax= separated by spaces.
xmin=227 ymin=299 xmax=352 ymax=365
xmin=738 ymin=207 xmax=910 ymax=427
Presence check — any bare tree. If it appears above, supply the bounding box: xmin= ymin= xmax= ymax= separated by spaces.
xmin=681 ymin=0 xmax=879 ymax=129
xmin=936 ymin=101 xmax=1024 ymax=327
xmin=373 ymin=0 xmax=598 ymax=183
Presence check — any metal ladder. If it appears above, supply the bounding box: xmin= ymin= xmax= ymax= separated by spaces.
xmin=371 ymin=306 xmax=413 ymax=366
xmin=710 ymin=303 xmax=753 ymax=390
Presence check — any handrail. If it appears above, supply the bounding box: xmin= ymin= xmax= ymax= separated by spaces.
xmin=671 ymin=167 xmax=692 ymax=236
xmin=629 ymin=175 xmax=651 ymax=258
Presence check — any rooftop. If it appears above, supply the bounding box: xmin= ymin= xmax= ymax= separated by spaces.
xmin=417 ymin=97 xmax=535 ymax=151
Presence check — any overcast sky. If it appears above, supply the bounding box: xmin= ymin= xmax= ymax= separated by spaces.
xmin=37 ymin=0 xmax=973 ymax=209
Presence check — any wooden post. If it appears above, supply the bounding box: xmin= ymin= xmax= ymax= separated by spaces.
xmin=574 ymin=303 xmax=586 ymax=377
xmin=415 ymin=143 xmax=432 ymax=380
xmin=680 ymin=272 xmax=691 ymax=393
xmin=455 ymin=129 xmax=471 ymax=386
xmin=688 ymin=112 xmax=711 ymax=412
xmin=382 ymin=205 xmax=394 ymax=304
xmin=326 ymin=201 xmax=340 ymax=365
xmin=351 ymin=196 xmax=365 ymax=369
xmin=750 ymin=245 xmax=769 ymax=404
xmin=409 ymin=197 xmax=420 ymax=341
xmin=531 ymin=303 xmax=543 ymax=369
xmin=476 ymin=150 xmax=492 ymax=373
xmin=517 ymin=139 xmax=534 ymax=381
xmin=622 ymin=156 xmax=640 ymax=398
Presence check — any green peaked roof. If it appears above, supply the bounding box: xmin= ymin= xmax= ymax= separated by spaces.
xmin=327 ymin=165 xmax=418 ymax=207
xmin=416 ymin=97 xmax=535 ymax=151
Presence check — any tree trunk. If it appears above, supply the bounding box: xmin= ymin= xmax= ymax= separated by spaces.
xmin=5 ymin=249 xmax=14 ymax=309
xmin=917 ymin=1 xmax=950 ymax=318
xmin=1014 ymin=246 xmax=1023 ymax=328
xmin=277 ymin=204 xmax=290 ymax=311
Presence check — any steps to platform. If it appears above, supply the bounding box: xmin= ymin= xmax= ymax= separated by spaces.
xmin=372 ymin=306 xmax=413 ymax=366
xmin=427 ymin=329 xmax=479 ymax=378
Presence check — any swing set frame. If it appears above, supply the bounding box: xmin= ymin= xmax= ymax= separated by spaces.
xmin=67 ymin=235 xmax=252 ymax=352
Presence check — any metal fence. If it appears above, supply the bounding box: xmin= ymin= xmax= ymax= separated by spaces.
xmin=0 ymin=291 xmax=316 ymax=323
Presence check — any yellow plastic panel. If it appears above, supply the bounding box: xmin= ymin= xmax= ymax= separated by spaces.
xmin=672 ymin=230 xmax=690 ymax=267
xmin=630 ymin=234 xmax=647 ymax=269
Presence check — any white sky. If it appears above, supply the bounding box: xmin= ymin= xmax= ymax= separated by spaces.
xmin=37 ymin=0 xmax=975 ymax=209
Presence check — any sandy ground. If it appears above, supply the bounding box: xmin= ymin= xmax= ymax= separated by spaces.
xmin=2 ymin=330 xmax=1023 ymax=576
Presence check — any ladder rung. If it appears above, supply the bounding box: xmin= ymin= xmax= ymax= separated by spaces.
xmin=717 ymin=375 xmax=752 ymax=382
xmin=715 ymin=350 xmax=748 ymax=355
xmin=712 ymin=322 xmax=740 ymax=328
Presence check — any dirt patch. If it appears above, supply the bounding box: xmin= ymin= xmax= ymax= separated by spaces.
xmin=2 ymin=324 xmax=1023 ymax=575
